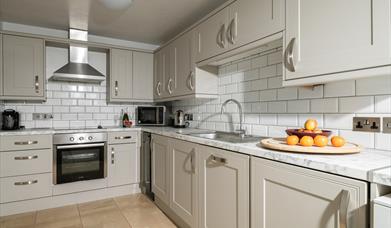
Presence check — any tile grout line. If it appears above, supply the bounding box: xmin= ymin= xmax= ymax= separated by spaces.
xmin=113 ymin=196 xmax=133 ymax=228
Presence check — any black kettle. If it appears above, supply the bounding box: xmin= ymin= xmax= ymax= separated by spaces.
xmin=2 ymin=109 xmax=20 ymax=130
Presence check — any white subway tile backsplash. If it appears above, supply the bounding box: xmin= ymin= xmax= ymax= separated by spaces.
xmin=287 ymin=100 xmax=310 ymax=113
xmin=250 ymin=79 xmax=267 ymax=91
xmin=277 ymin=114 xmax=298 ymax=126
xmin=268 ymin=101 xmax=287 ymax=113
xmin=268 ymin=126 xmax=287 ymax=138
xmin=260 ymin=114 xmax=277 ymax=125
xmin=324 ymin=114 xmax=355 ymax=130
xmin=339 ymin=96 xmax=374 ymax=113
xmin=243 ymin=69 xmax=259 ymax=81
xmin=61 ymin=99 xmax=77 ymax=106
xmin=375 ymin=95 xmax=391 ymax=113
xmin=238 ymin=59 xmax=252 ymax=71
xmin=298 ymin=85 xmax=323 ymax=99
xmin=277 ymin=87 xmax=298 ymax=100
xmin=260 ymin=90 xmax=277 ymax=101
xmin=356 ymin=75 xmax=391 ymax=95
xmin=244 ymin=114 xmax=260 ymax=124
xmin=267 ymin=51 xmax=282 ymax=65
xmin=324 ymin=80 xmax=355 ymax=98
xmin=259 ymin=65 xmax=277 ymax=78
xmin=70 ymin=92 xmax=85 ymax=99
xmin=267 ymin=76 xmax=282 ymax=89
xmin=311 ymin=98 xmax=338 ymax=113
xmin=374 ymin=133 xmax=391 ymax=151
xmin=339 ymin=130 xmax=375 ymax=148
xmin=252 ymin=125 xmax=268 ymax=136
xmin=251 ymin=55 xmax=267 ymax=68
xmin=78 ymin=85 xmax=93 ymax=92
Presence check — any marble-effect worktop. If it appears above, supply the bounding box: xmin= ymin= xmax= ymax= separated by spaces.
xmin=1 ymin=126 xmax=390 ymax=186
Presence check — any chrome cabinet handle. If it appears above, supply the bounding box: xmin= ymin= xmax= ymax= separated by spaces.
xmin=14 ymin=155 xmax=38 ymax=160
xmin=190 ymin=149 xmax=196 ymax=173
xmin=187 ymin=71 xmax=194 ymax=91
xmin=114 ymin=81 xmax=119 ymax=96
xmin=167 ymin=78 xmax=173 ymax=95
xmin=14 ymin=180 xmax=38 ymax=186
xmin=14 ymin=141 xmax=38 ymax=145
xmin=156 ymin=82 xmax=162 ymax=96
xmin=111 ymin=147 xmax=115 ymax=164
xmin=34 ymin=75 xmax=39 ymax=93
xmin=210 ymin=155 xmax=227 ymax=164
xmin=339 ymin=190 xmax=350 ymax=228
xmin=284 ymin=38 xmax=296 ymax=72
xmin=227 ymin=18 xmax=236 ymax=44
xmin=217 ymin=24 xmax=226 ymax=48
xmin=114 ymin=136 xmax=132 ymax=140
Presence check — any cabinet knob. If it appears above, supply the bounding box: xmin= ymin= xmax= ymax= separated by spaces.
xmin=284 ymin=38 xmax=296 ymax=72
xmin=114 ymin=81 xmax=119 ymax=96
xmin=34 ymin=75 xmax=40 ymax=93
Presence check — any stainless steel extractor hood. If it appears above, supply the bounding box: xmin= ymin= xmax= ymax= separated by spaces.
xmin=51 ymin=29 xmax=105 ymax=83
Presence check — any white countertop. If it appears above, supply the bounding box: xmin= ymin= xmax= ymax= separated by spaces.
xmin=1 ymin=126 xmax=390 ymax=186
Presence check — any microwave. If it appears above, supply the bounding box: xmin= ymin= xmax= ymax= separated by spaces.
xmin=136 ymin=106 xmax=166 ymax=126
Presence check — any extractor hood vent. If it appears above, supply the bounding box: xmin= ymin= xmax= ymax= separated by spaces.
xmin=51 ymin=29 xmax=105 ymax=83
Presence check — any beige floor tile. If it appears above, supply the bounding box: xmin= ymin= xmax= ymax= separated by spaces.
xmin=80 ymin=210 xmax=130 ymax=228
xmin=0 ymin=211 xmax=36 ymax=228
xmin=35 ymin=205 xmax=80 ymax=224
xmin=121 ymin=207 xmax=176 ymax=228
xmin=114 ymin=194 xmax=155 ymax=210
xmin=78 ymin=199 xmax=118 ymax=216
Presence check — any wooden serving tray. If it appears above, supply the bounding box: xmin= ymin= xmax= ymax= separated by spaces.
xmin=259 ymin=138 xmax=361 ymax=154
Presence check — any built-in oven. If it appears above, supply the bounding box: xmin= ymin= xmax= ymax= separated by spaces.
xmin=53 ymin=132 xmax=107 ymax=185
xmin=136 ymin=106 xmax=166 ymax=126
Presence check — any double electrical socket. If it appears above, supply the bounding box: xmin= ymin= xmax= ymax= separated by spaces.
xmin=32 ymin=113 xmax=53 ymax=120
xmin=353 ymin=117 xmax=391 ymax=133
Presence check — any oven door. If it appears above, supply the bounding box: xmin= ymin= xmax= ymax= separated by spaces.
xmin=136 ymin=106 xmax=165 ymax=125
xmin=54 ymin=143 xmax=107 ymax=184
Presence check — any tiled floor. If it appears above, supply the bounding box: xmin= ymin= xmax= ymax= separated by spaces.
xmin=0 ymin=194 xmax=177 ymax=228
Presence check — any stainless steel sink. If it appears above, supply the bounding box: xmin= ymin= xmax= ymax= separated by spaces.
xmin=186 ymin=131 xmax=263 ymax=143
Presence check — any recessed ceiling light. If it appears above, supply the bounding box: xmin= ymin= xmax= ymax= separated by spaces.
xmin=99 ymin=0 xmax=133 ymax=10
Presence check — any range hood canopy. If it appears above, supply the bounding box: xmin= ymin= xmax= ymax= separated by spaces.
xmin=51 ymin=29 xmax=105 ymax=83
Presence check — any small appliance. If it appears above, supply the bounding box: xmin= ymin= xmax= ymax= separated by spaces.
xmin=1 ymin=109 xmax=20 ymax=130
xmin=136 ymin=106 xmax=166 ymax=126
xmin=174 ymin=110 xmax=189 ymax=128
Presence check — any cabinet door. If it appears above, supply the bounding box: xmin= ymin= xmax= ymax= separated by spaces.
xmin=284 ymin=0 xmax=391 ymax=80
xmin=196 ymin=7 xmax=229 ymax=62
xmin=108 ymin=143 xmax=138 ymax=187
xmin=198 ymin=146 xmax=249 ymax=228
xmin=0 ymin=34 xmax=3 ymax=96
xmin=153 ymin=50 xmax=163 ymax=99
xmin=251 ymin=157 xmax=367 ymax=228
xmin=161 ymin=46 xmax=173 ymax=98
xmin=132 ymin=51 xmax=153 ymax=101
xmin=110 ymin=48 xmax=133 ymax=100
xmin=228 ymin=0 xmax=284 ymax=49
xmin=151 ymin=134 xmax=170 ymax=205
xmin=172 ymin=32 xmax=194 ymax=97
xmin=3 ymin=35 xmax=44 ymax=98
xmin=170 ymin=139 xmax=198 ymax=227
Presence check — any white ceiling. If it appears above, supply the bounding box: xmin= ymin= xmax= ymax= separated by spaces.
xmin=0 ymin=0 xmax=228 ymax=45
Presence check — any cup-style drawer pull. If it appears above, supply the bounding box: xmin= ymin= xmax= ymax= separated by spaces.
xmin=14 ymin=141 xmax=38 ymax=145
xmin=210 ymin=155 xmax=227 ymax=164
xmin=14 ymin=180 xmax=38 ymax=186
xmin=115 ymin=136 xmax=132 ymax=140
xmin=14 ymin=155 xmax=38 ymax=160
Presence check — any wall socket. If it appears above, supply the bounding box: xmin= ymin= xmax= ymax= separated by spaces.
xmin=32 ymin=113 xmax=53 ymax=120
xmin=383 ymin=117 xmax=391 ymax=134
xmin=353 ymin=117 xmax=381 ymax=132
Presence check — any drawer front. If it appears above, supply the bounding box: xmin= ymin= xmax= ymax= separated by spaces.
xmin=108 ymin=131 xmax=137 ymax=144
xmin=0 ymin=149 xmax=52 ymax=177
xmin=0 ymin=173 xmax=52 ymax=203
xmin=0 ymin=135 xmax=52 ymax=151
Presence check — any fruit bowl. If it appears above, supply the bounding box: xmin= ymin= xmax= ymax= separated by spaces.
xmin=286 ymin=129 xmax=332 ymax=139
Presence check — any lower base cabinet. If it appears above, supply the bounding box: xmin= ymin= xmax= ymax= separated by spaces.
xmin=251 ymin=157 xmax=367 ymax=228
xmin=198 ymin=145 xmax=250 ymax=228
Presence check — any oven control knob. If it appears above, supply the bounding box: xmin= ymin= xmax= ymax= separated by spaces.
xmin=70 ymin=137 xmax=75 ymax=142
xmin=88 ymin=136 xmax=93 ymax=140
xmin=79 ymin=137 xmax=84 ymax=141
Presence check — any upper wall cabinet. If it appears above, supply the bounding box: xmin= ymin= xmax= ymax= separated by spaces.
xmin=2 ymin=35 xmax=45 ymax=100
xmin=0 ymin=35 xmax=3 ymax=97
xmin=283 ymin=0 xmax=391 ymax=86
xmin=195 ymin=0 xmax=285 ymax=63
xmin=109 ymin=48 xmax=153 ymax=102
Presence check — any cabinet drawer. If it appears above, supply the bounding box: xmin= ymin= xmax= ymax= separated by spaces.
xmin=0 ymin=173 xmax=52 ymax=203
xmin=108 ymin=131 xmax=137 ymax=144
xmin=0 ymin=135 xmax=52 ymax=151
xmin=0 ymin=149 xmax=52 ymax=177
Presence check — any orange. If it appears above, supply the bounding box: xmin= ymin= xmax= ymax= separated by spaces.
xmin=304 ymin=119 xmax=318 ymax=131
xmin=300 ymin=136 xmax=314 ymax=147
xmin=331 ymin=136 xmax=345 ymax=147
xmin=314 ymin=135 xmax=328 ymax=147
xmin=286 ymin=135 xmax=299 ymax=145
xmin=313 ymin=128 xmax=323 ymax=134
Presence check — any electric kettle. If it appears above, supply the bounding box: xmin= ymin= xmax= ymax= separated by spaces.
xmin=174 ymin=110 xmax=189 ymax=128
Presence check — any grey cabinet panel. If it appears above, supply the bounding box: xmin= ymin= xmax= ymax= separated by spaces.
xmin=132 ymin=52 xmax=153 ymax=101
xmin=110 ymin=48 xmax=133 ymax=100
xmin=3 ymin=35 xmax=44 ymax=99
xmin=0 ymin=34 xmax=2 ymax=96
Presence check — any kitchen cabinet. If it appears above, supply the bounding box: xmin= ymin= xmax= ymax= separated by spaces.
xmin=153 ymin=50 xmax=163 ymax=99
xmin=132 ymin=51 xmax=154 ymax=101
xmin=172 ymin=31 xmax=193 ymax=97
xmin=283 ymin=0 xmax=391 ymax=86
xmin=251 ymin=157 xmax=367 ymax=228
xmin=0 ymin=34 xmax=3 ymax=96
xmin=198 ymin=145 xmax=250 ymax=228
xmin=154 ymin=45 xmax=175 ymax=99
xmin=107 ymin=132 xmax=139 ymax=187
xmin=109 ymin=49 xmax=154 ymax=102
xmin=151 ymin=134 xmax=170 ymax=205
xmin=170 ymin=138 xmax=198 ymax=228
xmin=228 ymin=0 xmax=284 ymax=49
xmin=109 ymin=48 xmax=133 ymax=101
xmin=195 ymin=7 xmax=230 ymax=62
xmin=2 ymin=35 xmax=45 ymax=100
